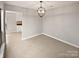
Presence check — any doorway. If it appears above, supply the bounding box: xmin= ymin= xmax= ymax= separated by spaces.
xmin=5 ymin=10 xmax=23 ymax=57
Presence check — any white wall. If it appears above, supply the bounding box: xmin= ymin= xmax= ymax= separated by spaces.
xmin=43 ymin=3 xmax=79 ymax=47
xmin=22 ymin=9 xmax=42 ymax=40
xmin=4 ymin=2 xmax=79 ymax=48
xmin=0 ymin=2 xmax=4 ymax=9
xmin=16 ymin=12 xmax=23 ymax=32
xmin=5 ymin=3 xmax=79 ymax=47
xmin=16 ymin=12 xmax=23 ymax=21
xmin=5 ymin=4 xmax=27 ymax=13
xmin=5 ymin=12 xmax=17 ymax=33
xmin=5 ymin=4 xmax=42 ymax=40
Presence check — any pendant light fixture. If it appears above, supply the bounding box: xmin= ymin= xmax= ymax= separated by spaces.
xmin=37 ymin=1 xmax=46 ymax=17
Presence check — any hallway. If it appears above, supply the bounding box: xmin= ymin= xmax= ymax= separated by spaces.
xmin=6 ymin=33 xmax=79 ymax=58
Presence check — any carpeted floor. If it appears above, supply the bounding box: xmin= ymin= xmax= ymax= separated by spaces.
xmin=6 ymin=32 xmax=79 ymax=58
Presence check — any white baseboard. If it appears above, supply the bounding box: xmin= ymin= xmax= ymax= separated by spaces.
xmin=42 ymin=33 xmax=79 ymax=48
xmin=22 ymin=33 xmax=79 ymax=48
xmin=22 ymin=34 xmax=42 ymax=40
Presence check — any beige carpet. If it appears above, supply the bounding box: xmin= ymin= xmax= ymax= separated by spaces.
xmin=6 ymin=32 xmax=79 ymax=58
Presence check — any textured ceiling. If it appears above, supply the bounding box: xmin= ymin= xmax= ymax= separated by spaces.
xmin=4 ymin=1 xmax=78 ymax=10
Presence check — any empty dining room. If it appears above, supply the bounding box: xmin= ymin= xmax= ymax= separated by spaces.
xmin=0 ymin=0 xmax=79 ymax=58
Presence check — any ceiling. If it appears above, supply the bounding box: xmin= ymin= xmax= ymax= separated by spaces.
xmin=4 ymin=1 xmax=78 ymax=10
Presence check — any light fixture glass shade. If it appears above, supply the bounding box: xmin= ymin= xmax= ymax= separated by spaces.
xmin=37 ymin=7 xmax=46 ymax=17
xmin=37 ymin=1 xmax=46 ymax=17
